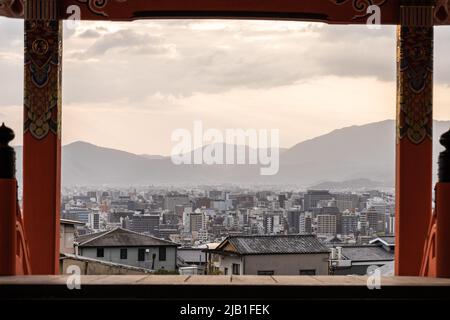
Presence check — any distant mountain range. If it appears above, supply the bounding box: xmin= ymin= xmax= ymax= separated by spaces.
xmin=309 ymin=178 xmax=389 ymax=190
xmin=13 ymin=120 xmax=450 ymax=188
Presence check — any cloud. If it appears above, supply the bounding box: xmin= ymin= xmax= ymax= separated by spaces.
xmin=78 ymin=29 xmax=101 ymax=39
xmin=0 ymin=53 xmax=23 ymax=107
xmin=2 ymin=18 xmax=450 ymax=110
xmin=0 ymin=17 xmax=22 ymax=44
xmin=54 ymin=21 xmax=450 ymax=106
xmin=74 ymin=29 xmax=175 ymax=58
xmin=68 ymin=22 xmax=396 ymax=104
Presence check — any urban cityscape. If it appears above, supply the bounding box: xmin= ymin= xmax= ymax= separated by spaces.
xmin=59 ymin=185 xmax=395 ymax=276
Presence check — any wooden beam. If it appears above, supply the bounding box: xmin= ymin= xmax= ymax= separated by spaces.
xmin=4 ymin=0 xmax=450 ymax=25
xmin=0 ymin=0 xmax=401 ymax=24
xmin=395 ymin=4 xmax=434 ymax=276
xmin=23 ymin=1 xmax=62 ymax=274
xmin=56 ymin=0 xmax=398 ymax=23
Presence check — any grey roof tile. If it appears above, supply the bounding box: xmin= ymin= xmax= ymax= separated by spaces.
xmin=341 ymin=246 xmax=394 ymax=262
xmin=77 ymin=227 xmax=178 ymax=247
xmin=223 ymin=235 xmax=330 ymax=255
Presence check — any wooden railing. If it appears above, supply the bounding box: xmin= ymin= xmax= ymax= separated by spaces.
xmin=0 ymin=123 xmax=31 ymax=276
xmin=0 ymin=123 xmax=17 ymax=275
xmin=0 ymin=275 xmax=450 ymax=301
xmin=421 ymin=128 xmax=450 ymax=277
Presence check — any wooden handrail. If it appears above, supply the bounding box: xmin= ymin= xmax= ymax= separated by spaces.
xmin=422 ymin=127 xmax=450 ymax=278
xmin=0 ymin=123 xmax=31 ymax=275
xmin=436 ymin=128 xmax=450 ymax=277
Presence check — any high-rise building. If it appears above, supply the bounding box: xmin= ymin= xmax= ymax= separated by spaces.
xmin=182 ymin=208 xmax=192 ymax=233
xmin=186 ymin=209 xmax=209 ymax=243
xmin=161 ymin=212 xmax=177 ymax=225
xmin=359 ymin=212 xmax=369 ymax=236
xmin=233 ymin=195 xmax=256 ymax=209
xmin=108 ymin=209 xmax=135 ymax=224
xmin=263 ymin=214 xmax=275 ymax=235
xmin=63 ymin=208 xmax=91 ymax=224
xmin=299 ymin=212 xmax=313 ymax=234
xmin=164 ymin=193 xmax=190 ymax=212
xmin=341 ymin=213 xmax=358 ymax=235
xmin=287 ymin=208 xmax=301 ymax=234
xmin=386 ymin=213 xmax=395 ymax=235
xmin=194 ymin=197 xmax=211 ymax=210
xmin=317 ymin=214 xmax=337 ymax=237
xmin=190 ymin=212 xmax=204 ymax=233
xmin=366 ymin=206 xmax=385 ymax=234
xmin=87 ymin=191 xmax=98 ymax=202
xmin=89 ymin=211 xmax=100 ymax=230
xmin=278 ymin=194 xmax=287 ymax=209
xmin=158 ymin=225 xmax=179 ymax=240
xmin=124 ymin=214 xmax=160 ymax=237
xmin=208 ymin=190 xmax=224 ymax=200
xmin=303 ymin=190 xmax=333 ymax=211
xmin=335 ymin=193 xmax=359 ymax=212
xmin=237 ymin=209 xmax=250 ymax=228
xmin=263 ymin=211 xmax=283 ymax=235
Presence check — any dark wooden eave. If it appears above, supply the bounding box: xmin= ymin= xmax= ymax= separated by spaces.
xmin=1 ymin=0 xmax=442 ymax=25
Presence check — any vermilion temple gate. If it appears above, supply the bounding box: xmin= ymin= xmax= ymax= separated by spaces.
xmin=0 ymin=0 xmax=449 ymax=277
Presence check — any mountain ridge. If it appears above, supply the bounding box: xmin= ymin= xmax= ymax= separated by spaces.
xmin=12 ymin=120 xmax=450 ymax=187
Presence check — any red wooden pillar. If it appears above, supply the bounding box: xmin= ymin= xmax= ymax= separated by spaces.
xmin=395 ymin=4 xmax=434 ymax=276
xmin=23 ymin=0 xmax=62 ymax=274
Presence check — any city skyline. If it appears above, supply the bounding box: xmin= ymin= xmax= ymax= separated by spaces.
xmin=59 ymin=184 xmax=396 ymax=278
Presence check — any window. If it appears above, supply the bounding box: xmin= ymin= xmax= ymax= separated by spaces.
xmin=138 ymin=248 xmax=146 ymax=261
xmin=224 ymin=268 xmax=228 ymax=275
xmin=120 ymin=248 xmax=127 ymax=260
xmin=232 ymin=263 xmax=240 ymax=275
xmin=159 ymin=247 xmax=166 ymax=261
xmin=257 ymin=271 xmax=274 ymax=275
xmin=299 ymin=269 xmax=316 ymax=275
xmin=96 ymin=248 xmax=104 ymax=258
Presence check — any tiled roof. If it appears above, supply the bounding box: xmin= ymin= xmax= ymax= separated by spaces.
xmin=76 ymin=227 xmax=178 ymax=247
xmin=379 ymin=236 xmax=395 ymax=245
xmin=369 ymin=236 xmax=395 ymax=246
xmin=76 ymin=230 xmax=110 ymax=243
xmin=219 ymin=235 xmax=330 ymax=255
xmin=341 ymin=246 xmax=394 ymax=262
xmin=60 ymin=219 xmax=85 ymax=226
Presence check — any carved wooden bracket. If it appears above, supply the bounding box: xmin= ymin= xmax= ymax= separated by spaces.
xmin=435 ymin=0 xmax=450 ymax=24
xmin=0 ymin=0 xmax=24 ymax=18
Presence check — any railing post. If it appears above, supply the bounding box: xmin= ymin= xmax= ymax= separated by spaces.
xmin=0 ymin=123 xmax=17 ymax=275
xmin=436 ymin=129 xmax=450 ymax=277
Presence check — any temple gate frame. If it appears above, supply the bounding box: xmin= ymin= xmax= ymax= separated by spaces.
xmin=0 ymin=0 xmax=447 ymax=275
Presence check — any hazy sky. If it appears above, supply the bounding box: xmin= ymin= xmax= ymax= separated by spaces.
xmin=1 ymin=18 xmax=450 ymax=155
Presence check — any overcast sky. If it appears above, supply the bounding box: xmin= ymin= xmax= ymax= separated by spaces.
xmin=1 ymin=18 xmax=450 ymax=155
